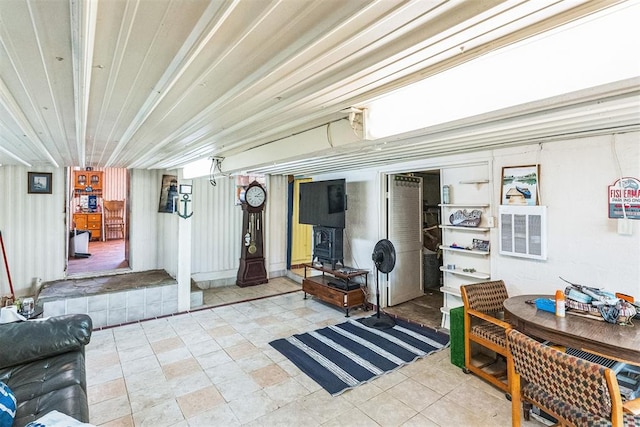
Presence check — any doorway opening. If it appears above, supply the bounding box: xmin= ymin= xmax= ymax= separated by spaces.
xmin=67 ymin=167 xmax=130 ymax=276
xmin=388 ymin=162 xmax=492 ymax=330
xmin=382 ymin=170 xmax=444 ymax=330
xmin=287 ymin=177 xmax=312 ymax=280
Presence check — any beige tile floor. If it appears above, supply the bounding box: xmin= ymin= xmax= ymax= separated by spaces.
xmin=200 ymin=277 xmax=302 ymax=308
xmin=86 ymin=281 xmax=544 ymax=426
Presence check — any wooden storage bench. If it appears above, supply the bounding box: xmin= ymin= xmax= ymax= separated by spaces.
xmin=301 ymin=263 xmax=368 ymax=316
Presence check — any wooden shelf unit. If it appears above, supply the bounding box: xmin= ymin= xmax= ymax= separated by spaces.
xmin=301 ymin=263 xmax=368 ymax=317
xmin=439 ymin=165 xmax=492 ymax=329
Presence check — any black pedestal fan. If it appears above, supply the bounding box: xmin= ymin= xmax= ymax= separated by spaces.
xmin=361 ymin=239 xmax=397 ymax=330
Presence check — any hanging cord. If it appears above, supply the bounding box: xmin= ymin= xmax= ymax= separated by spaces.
xmin=209 ymin=157 xmax=217 ymax=186
xmin=611 ymin=134 xmax=627 ymax=219
xmin=0 ymin=231 xmax=15 ymax=298
xmin=342 ymin=227 xmax=361 ymax=271
xmin=326 ymin=122 xmax=334 ymax=147
xmin=536 ymin=142 xmax=543 ymax=205
xmin=208 ymin=157 xmax=229 ymax=187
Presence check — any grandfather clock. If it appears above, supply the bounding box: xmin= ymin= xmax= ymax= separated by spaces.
xmin=237 ymin=181 xmax=268 ymax=287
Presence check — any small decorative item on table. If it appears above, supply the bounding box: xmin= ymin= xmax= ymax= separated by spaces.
xmin=21 ymin=297 xmax=34 ymax=315
xmin=1 ymin=296 xmax=13 ymax=307
xmin=534 ymin=298 xmax=556 ymax=314
xmin=555 ymin=290 xmax=566 ymax=317
xmin=20 ymin=305 xmax=43 ymax=320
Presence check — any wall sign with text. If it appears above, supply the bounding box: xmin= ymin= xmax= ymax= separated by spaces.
xmin=608 ymin=177 xmax=640 ymax=219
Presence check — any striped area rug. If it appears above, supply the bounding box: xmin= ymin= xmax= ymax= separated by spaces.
xmin=269 ymin=317 xmax=450 ymax=395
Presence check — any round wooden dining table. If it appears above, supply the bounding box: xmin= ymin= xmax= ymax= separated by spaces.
xmin=504 ymin=294 xmax=640 ymax=366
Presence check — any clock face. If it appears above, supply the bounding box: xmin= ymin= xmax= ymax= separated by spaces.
xmin=245 ymin=185 xmax=266 ymax=207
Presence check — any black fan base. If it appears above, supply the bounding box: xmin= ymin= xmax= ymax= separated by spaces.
xmin=360 ymin=313 xmax=396 ymax=330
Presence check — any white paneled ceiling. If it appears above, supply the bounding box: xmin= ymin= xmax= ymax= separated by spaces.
xmin=0 ymin=0 xmax=632 ymax=173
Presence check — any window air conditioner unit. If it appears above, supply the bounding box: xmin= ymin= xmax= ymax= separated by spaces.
xmin=499 ymin=205 xmax=547 ymax=260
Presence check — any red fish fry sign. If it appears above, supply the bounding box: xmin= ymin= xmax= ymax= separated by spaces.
xmin=609 ymin=177 xmax=640 ymax=219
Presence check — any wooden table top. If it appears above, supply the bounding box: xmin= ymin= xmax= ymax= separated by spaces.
xmin=504 ymin=294 xmax=640 ymax=366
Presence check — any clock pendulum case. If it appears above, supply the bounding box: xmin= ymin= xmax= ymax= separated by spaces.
xmin=236 ymin=181 xmax=268 ymax=287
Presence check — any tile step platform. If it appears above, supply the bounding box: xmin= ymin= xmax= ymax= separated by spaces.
xmin=38 ymin=270 xmax=192 ymax=329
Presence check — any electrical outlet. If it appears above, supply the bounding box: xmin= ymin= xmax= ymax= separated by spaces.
xmin=486 ymin=216 xmax=495 ymax=228
xmin=618 ymin=218 xmax=633 ymax=236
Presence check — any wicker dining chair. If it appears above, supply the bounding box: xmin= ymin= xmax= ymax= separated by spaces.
xmin=506 ymin=328 xmax=640 ymax=427
xmin=459 ymin=280 xmax=511 ymax=393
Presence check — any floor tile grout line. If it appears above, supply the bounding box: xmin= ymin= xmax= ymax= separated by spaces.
xmin=92 ymin=288 xmax=304 ymax=331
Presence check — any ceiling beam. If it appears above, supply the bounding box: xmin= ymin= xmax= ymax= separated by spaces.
xmin=70 ymin=0 xmax=98 ymax=169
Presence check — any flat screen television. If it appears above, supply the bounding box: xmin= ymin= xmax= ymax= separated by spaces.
xmin=299 ymin=179 xmax=346 ymax=228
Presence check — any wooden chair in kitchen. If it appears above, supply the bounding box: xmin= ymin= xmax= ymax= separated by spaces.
xmin=460 ymin=280 xmax=511 ymax=393
xmin=103 ymin=200 xmax=125 ymax=240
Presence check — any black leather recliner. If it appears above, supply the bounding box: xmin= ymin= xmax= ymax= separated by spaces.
xmin=0 ymin=314 xmax=92 ymax=426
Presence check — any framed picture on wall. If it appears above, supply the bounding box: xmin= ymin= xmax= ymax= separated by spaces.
xmin=158 ymin=174 xmax=178 ymax=213
xmin=500 ymin=165 xmax=540 ymax=206
xmin=27 ymin=172 xmax=52 ymax=194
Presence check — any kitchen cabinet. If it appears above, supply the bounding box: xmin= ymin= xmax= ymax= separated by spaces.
xmin=73 ymin=171 xmax=103 ymax=192
xmin=72 ymin=213 xmax=102 ymax=241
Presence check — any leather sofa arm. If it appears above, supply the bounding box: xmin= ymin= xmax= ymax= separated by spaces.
xmin=0 ymin=314 xmax=92 ymax=369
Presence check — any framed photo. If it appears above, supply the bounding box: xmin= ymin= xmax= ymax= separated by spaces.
xmin=28 ymin=172 xmax=52 ymax=194
xmin=501 ymin=165 xmax=540 ymax=206
xmin=158 ymin=174 xmax=178 ymax=213
xmin=472 ymin=238 xmax=490 ymax=252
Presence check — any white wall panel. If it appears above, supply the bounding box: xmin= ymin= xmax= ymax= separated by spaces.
xmin=2 ymin=131 xmax=638 ymax=303
xmin=312 ymin=169 xmax=380 ymax=271
xmin=103 ymin=168 xmax=128 ymax=201
xmin=266 ymin=175 xmax=288 ymax=276
xmin=354 ymin=132 xmax=640 ymax=299
xmin=188 ymin=175 xmax=289 ymax=283
xmin=189 ymin=176 xmax=242 ymax=278
xmin=128 ymin=169 xmax=179 ymax=274
xmin=0 ymin=166 xmax=66 ymax=297
xmin=491 ymin=132 xmax=640 ymax=297
xmin=307 ymin=170 xmax=380 ymax=304
xmin=306 ymin=133 xmax=640 ymax=305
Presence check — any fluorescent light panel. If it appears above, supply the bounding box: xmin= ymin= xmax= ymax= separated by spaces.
xmin=182 ymin=157 xmax=212 ymax=179
xmin=366 ymin=2 xmax=640 ymax=139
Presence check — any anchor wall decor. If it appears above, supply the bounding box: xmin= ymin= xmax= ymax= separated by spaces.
xmin=177 ymin=184 xmax=193 ymax=219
